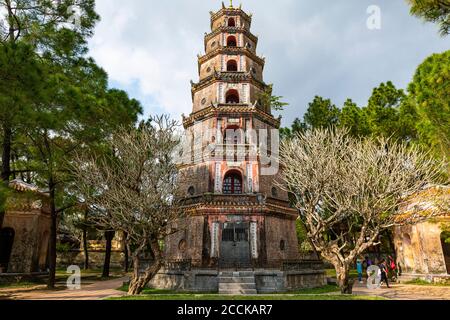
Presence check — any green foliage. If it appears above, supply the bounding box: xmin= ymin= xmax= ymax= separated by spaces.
xmin=304 ymin=96 xmax=340 ymax=129
xmin=407 ymin=0 xmax=450 ymax=36
xmin=56 ymin=243 xmax=71 ymax=253
xmin=409 ymin=50 xmax=450 ymax=161
xmin=339 ymin=99 xmax=369 ymax=137
xmin=405 ymin=278 xmax=450 ymax=286
xmin=258 ymin=84 xmax=289 ymax=111
xmin=280 ymin=118 xmax=307 ymax=139
xmin=296 ymin=219 xmax=312 ymax=253
xmin=0 ymin=0 xmax=100 ymax=52
xmin=282 ymin=78 xmax=433 ymax=160
xmin=0 ymin=184 xmax=10 ymax=213
xmin=441 ymin=228 xmax=450 ymax=244
xmin=0 ymin=0 xmax=143 ymax=286
xmin=365 ymin=81 xmax=408 ymax=139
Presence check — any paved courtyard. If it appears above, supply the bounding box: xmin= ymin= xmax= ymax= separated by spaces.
xmin=352 ymin=281 xmax=450 ymax=300
xmin=0 ymin=277 xmax=128 ymax=300
xmin=0 ymin=277 xmax=449 ymax=300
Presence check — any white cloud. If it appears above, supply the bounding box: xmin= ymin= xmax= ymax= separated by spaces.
xmin=88 ymin=0 xmax=449 ymax=125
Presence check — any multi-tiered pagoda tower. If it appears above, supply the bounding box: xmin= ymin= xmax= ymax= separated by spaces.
xmin=164 ymin=2 xmax=302 ymax=272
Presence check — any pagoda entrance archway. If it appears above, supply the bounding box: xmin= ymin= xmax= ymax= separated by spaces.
xmin=219 ymin=221 xmax=250 ymax=269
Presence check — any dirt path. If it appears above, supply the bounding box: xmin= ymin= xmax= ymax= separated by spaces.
xmin=0 ymin=277 xmax=129 ymax=300
xmin=352 ymin=281 xmax=450 ymax=300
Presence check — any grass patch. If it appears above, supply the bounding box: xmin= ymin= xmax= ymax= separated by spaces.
xmin=325 ymin=269 xmax=359 ymax=279
xmin=117 ymin=284 xmax=215 ymax=295
xmin=404 ymin=279 xmax=450 ymax=287
xmin=55 ymin=267 xmax=125 ymax=283
xmin=0 ymin=281 xmax=45 ymax=289
xmin=281 ymin=285 xmax=340 ymax=295
xmin=108 ymin=294 xmax=385 ymax=301
xmin=117 ymin=284 xmax=339 ymax=296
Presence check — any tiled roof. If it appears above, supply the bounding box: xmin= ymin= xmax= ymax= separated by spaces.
xmin=9 ymin=179 xmax=48 ymax=196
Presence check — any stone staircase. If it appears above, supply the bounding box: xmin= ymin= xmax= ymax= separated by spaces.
xmin=218 ymin=271 xmax=257 ymax=295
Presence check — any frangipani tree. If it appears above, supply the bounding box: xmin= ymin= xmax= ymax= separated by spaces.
xmin=280 ymin=128 xmax=447 ymax=294
xmin=72 ymin=115 xmax=181 ymax=295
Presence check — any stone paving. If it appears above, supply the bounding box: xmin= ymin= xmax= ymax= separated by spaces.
xmin=0 ymin=277 xmax=128 ymax=300
xmin=352 ymin=281 xmax=450 ymax=300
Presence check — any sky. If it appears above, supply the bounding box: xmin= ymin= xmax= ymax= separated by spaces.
xmin=88 ymin=0 xmax=449 ymax=126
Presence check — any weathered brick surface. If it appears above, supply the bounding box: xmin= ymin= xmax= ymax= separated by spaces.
xmin=264 ymin=216 xmax=300 ymax=262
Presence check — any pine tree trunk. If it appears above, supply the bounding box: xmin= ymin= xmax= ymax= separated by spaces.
xmin=102 ymin=230 xmax=115 ymax=278
xmin=1 ymin=0 xmax=16 ymax=230
xmin=83 ymin=209 xmax=89 ymax=270
xmin=0 ymin=125 xmax=12 ymax=230
xmin=47 ymin=179 xmax=57 ymax=289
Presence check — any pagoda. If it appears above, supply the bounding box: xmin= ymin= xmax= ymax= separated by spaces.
xmin=156 ymin=2 xmax=325 ymax=293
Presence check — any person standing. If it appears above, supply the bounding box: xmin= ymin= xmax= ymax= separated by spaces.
xmin=356 ymin=258 xmax=364 ymax=284
xmin=379 ymin=259 xmax=391 ymax=288
xmin=365 ymin=256 xmax=373 ymax=268
xmin=388 ymin=256 xmax=397 ymax=281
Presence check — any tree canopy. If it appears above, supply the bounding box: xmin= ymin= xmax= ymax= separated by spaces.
xmin=409 ymin=50 xmax=450 ymax=162
xmin=407 ymin=0 xmax=450 ymax=36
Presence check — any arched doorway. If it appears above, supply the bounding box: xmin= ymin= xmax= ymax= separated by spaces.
xmin=227 ymin=35 xmax=237 ymax=47
xmin=226 ymin=60 xmax=238 ymax=72
xmin=223 ymin=171 xmax=243 ymax=195
xmin=441 ymin=231 xmax=450 ymax=274
xmin=0 ymin=228 xmax=15 ymax=273
xmin=225 ymin=89 xmax=240 ymax=104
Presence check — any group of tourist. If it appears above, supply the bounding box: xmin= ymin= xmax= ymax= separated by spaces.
xmin=356 ymin=255 xmax=402 ymax=288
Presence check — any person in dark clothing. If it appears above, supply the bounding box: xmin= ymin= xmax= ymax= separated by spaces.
xmin=379 ymin=259 xmax=391 ymax=288
xmin=364 ymin=256 xmax=372 ymax=269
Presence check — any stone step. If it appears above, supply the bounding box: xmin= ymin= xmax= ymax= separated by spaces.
xmin=219 ymin=283 xmax=257 ymax=290
xmin=219 ymin=271 xmax=255 ymax=277
xmin=219 ymin=289 xmax=258 ymax=295
xmin=218 ymin=270 xmax=257 ymax=295
xmin=219 ymin=276 xmax=255 ymax=284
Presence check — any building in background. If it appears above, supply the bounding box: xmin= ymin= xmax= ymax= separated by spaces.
xmin=0 ymin=179 xmax=51 ymax=275
xmin=394 ymin=186 xmax=450 ymax=284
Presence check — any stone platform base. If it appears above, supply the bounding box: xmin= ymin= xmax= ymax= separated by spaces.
xmin=398 ymin=273 xmax=450 ymax=285
xmin=148 ymin=268 xmax=327 ymax=293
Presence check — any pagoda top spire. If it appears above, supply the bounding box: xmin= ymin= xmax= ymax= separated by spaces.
xmin=222 ymin=1 xmax=241 ymax=10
